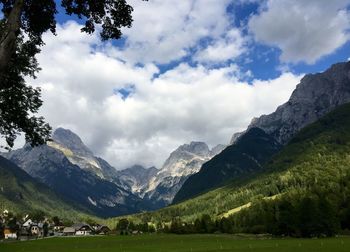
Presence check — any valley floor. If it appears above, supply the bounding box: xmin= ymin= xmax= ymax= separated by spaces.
xmin=0 ymin=234 xmax=349 ymax=252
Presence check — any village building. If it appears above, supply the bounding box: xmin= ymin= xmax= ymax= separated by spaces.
xmin=1 ymin=217 xmax=111 ymax=239
xmin=22 ymin=219 xmax=33 ymax=228
xmin=4 ymin=228 xmax=17 ymax=240
xmin=72 ymin=223 xmax=93 ymax=236
xmin=63 ymin=227 xmax=75 ymax=236
xmin=94 ymin=225 xmax=111 ymax=235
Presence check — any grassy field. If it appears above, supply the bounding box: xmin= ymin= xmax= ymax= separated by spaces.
xmin=1 ymin=234 xmax=350 ymax=252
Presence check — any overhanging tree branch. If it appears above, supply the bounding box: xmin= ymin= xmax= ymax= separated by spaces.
xmin=0 ymin=0 xmax=145 ymax=148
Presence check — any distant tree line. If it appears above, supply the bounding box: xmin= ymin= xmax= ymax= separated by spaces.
xmin=114 ymin=183 xmax=350 ymax=238
xmin=158 ymin=188 xmax=350 ymax=237
xmin=116 ymin=218 xmax=156 ymax=235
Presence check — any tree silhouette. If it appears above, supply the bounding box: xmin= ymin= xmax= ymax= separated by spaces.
xmin=0 ymin=20 xmax=51 ymax=148
xmin=0 ymin=0 xmax=145 ymax=147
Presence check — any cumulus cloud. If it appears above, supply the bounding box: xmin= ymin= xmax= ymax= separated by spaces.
xmin=194 ymin=28 xmax=247 ymax=63
xmin=249 ymin=0 xmax=350 ymax=64
xmin=117 ymin=0 xmax=235 ymax=64
xmin=28 ymin=21 xmax=301 ymax=169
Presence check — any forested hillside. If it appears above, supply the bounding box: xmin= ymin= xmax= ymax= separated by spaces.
xmin=173 ymin=128 xmax=281 ymax=203
xmin=0 ymin=156 xmax=93 ymax=221
xmin=109 ymin=102 xmax=350 ymax=236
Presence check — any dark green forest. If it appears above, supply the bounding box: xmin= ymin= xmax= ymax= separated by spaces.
xmin=108 ymin=102 xmax=350 ymax=237
xmin=0 ymin=155 xmax=96 ymax=222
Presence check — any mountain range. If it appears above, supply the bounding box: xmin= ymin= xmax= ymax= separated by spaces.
xmin=111 ymin=86 xmax=350 ymax=227
xmin=2 ymin=61 xmax=350 ymax=224
xmin=1 ymin=127 xmax=224 ymax=216
xmin=101 ymin=141 xmax=225 ymax=208
xmin=174 ymin=61 xmax=350 ymax=203
xmin=2 ymin=130 xmax=151 ymax=217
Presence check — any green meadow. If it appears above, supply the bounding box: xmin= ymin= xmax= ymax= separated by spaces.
xmin=1 ymin=234 xmax=349 ymax=252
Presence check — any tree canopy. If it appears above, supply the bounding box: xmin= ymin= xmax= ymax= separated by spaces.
xmin=0 ymin=0 xmax=143 ymax=148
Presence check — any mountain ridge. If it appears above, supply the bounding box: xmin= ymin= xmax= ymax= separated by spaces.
xmin=173 ymin=128 xmax=281 ymax=203
xmin=231 ymin=61 xmax=350 ymax=145
xmin=175 ymin=61 xmax=350 ymax=203
xmin=3 ymin=130 xmax=153 ymax=217
xmin=0 ymin=155 xmax=93 ymax=220
xmin=109 ymin=101 xmax=350 ymax=226
xmin=140 ymin=141 xmax=225 ymax=207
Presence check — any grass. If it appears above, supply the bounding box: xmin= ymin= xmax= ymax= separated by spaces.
xmin=1 ymin=234 xmax=350 ymax=252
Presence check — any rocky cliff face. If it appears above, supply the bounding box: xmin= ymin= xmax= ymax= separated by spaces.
xmin=231 ymin=62 xmax=350 ymax=145
xmin=158 ymin=142 xmax=211 ymax=178
xmin=117 ymin=165 xmax=158 ymax=194
xmin=140 ymin=142 xmax=225 ymax=207
xmin=53 ymin=128 xmax=93 ymax=157
xmin=47 ymin=128 xmax=121 ymax=180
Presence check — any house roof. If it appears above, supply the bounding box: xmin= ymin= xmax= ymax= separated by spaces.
xmin=96 ymin=225 xmax=111 ymax=232
xmin=4 ymin=229 xmax=15 ymax=234
xmin=72 ymin=223 xmax=92 ymax=231
xmin=22 ymin=219 xmax=32 ymax=227
xmin=63 ymin=227 xmax=75 ymax=233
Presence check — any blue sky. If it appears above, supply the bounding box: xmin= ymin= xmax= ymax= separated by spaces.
xmin=4 ymin=0 xmax=350 ymax=169
xmin=53 ymin=0 xmax=350 ymax=81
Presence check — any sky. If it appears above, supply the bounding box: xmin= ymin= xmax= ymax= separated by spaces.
xmin=7 ymin=0 xmax=350 ymax=169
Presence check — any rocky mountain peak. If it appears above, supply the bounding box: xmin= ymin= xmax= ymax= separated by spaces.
xmin=139 ymin=140 xmax=224 ymax=207
xmin=231 ymin=61 xmax=350 ymax=145
xmin=177 ymin=141 xmax=210 ymax=155
xmin=161 ymin=142 xmax=210 ymax=172
xmin=52 ymin=128 xmax=93 ymax=156
xmin=49 ymin=128 xmax=121 ymax=179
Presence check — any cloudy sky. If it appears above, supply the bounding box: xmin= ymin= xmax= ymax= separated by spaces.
xmin=16 ymin=0 xmax=350 ymax=169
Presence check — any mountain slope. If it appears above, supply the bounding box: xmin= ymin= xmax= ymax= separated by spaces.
xmin=49 ymin=128 xmax=120 ymax=180
xmin=4 ymin=141 xmax=149 ymax=218
xmin=175 ymin=61 xmax=350 ymax=203
xmin=114 ymin=102 xmax=350 ymax=224
xmin=173 ymin=128 xmax=281 ymax=203
xmin=0 ymin=156 xmax=90 ymax=220
xmin=232 ymin=61 xmax=350 ymax=145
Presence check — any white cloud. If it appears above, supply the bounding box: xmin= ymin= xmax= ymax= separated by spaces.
xmin=28 ymin=22 xmax=301 ymax=169
xmin=118 ymin=0 xmax=235 ymax=64
xmin=194 ymin=28 xmax=247 ymax=63
xmin=249 ymin=0 xmax=350 ymax=64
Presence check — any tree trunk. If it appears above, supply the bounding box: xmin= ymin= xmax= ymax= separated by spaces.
xmin=0 ymin=0 xmax=24 ymax=87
